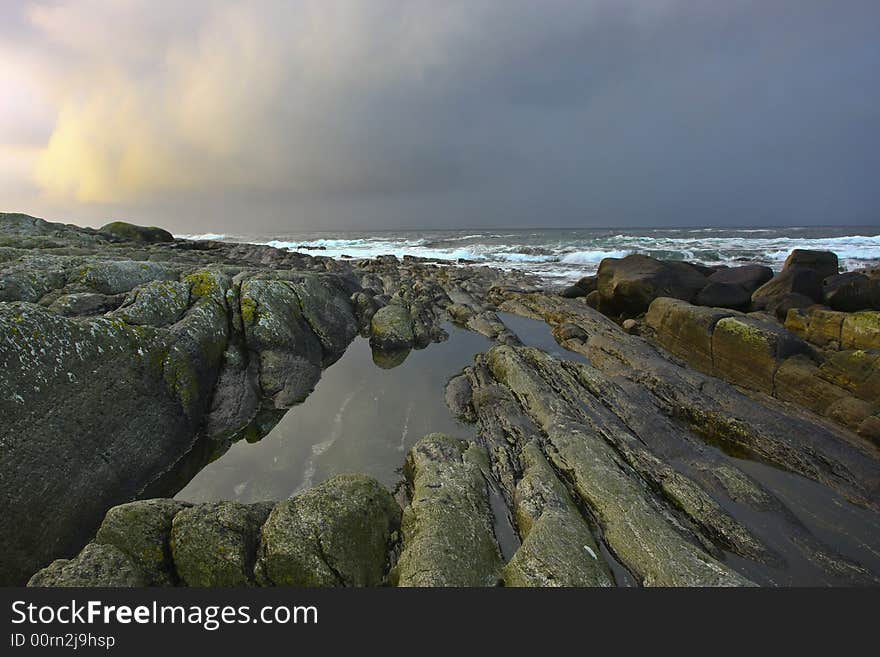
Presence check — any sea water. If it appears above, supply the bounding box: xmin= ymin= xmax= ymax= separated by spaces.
xmin=177 ymin=225 xmax=880 ymax=284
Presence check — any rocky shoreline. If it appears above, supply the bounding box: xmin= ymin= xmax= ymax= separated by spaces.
xmin=1 ymin=212 xmax=878 ymax=586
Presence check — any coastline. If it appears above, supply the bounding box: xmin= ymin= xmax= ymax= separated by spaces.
xmin=2 ymin=212 xmax=879 ymax=587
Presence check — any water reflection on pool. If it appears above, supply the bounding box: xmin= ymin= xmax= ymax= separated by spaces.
xmin=176 ymin=325 xmax=491 ymax=503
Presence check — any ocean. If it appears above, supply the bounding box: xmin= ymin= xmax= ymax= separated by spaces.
xmin=177 ymin=226 xmax=880 ymax=285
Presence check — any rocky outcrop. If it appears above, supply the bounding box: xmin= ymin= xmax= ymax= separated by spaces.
xmin=0 ymin=216 xmax=370 ymax=584
xmin=30 ymin=475 xmax=400 ymax=588
xmin=395 ymin=434 xmax=504 ymax=586
xmin=492 ymin=291 xmax=880 ymax=512
xmin=501 ymin=441 xmax=614 ymax=587
xmin=646 ymin=297 xmax=878 ymax=440
xmin=99 ymin=221 xmax=174 ymax=243
xmin=786 ymin=306 xmax=880 ymax=351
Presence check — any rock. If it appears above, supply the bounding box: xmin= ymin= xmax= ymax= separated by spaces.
xmin=694 ymin=281 xmax=753 ymax=310
xmin=784 ymin=307 xmax=810 ymax=337
xmin=95 ymin=499 xmax=189 ymax=586
xmin=751 ymin=268 xmax=824 ymax=316
xmin=369 ymin=304 xmax=415 ymax=351
xmin=711 ymin=315 xmax=809 ymax=394
xmin=0 ymin=302 xmax=200 ymax=584
xmin=784 ymin=249 xmax=839 ymax=279
xmin=171 ymin=502 xmax=273 ymax=586
xmin=841 ymin=311 xmax=880 ymax=351
xmin=0 ymin=260 xmax=67 ymax=302
xmin=446 ymin=302 xmax=475 ymax=323
xmin=76 ymin=260 xmax=179 ymax=295
xmin=825 ymin=397 xmax=875 ymax=433
xmin=502 ymin=441 xmax=614 ymax=587
xmin=621 ymin=318 xmax=639 ymax=334
xmin=255 ymin=475 xmax=400 ymax=587
xmin=47 ymin=292 xmax=122 ymax=316
xmin=100 ymin=221 xmax=174 ymax=243
xmin=823 ymin=272 xmax=880 ymax=312
xmin=596 ymin=255 xmax=707 ymax=318
xmin=108 ymin=280 xmax=190 ymax=326
xmin=818 ymin=350 xmax=880 ymax=402
xmin=858 ymin=415 xmax=880 ymax=444
xmin=556 ymin=322 xmax=589 ymax=342
xmin=774 ymin=356 xmax=850 ymax=416
xmin=239 ymin=278 xmax=324 ymax=406
xmin=350 ymin=291 xmax=378 ymax=331
xmin=396 ymin=434 xmax=503 ymax=586
xmin=646 ymin=297 xmax=734 ymax=372
xmin=288 ymin=274 xmax=358 ymax=364
xmin=771 ymin=292 xmax=819 ymax=322
xmin=485 ymin=345 xmax=754 ymax=586
xmin=803 ymin=308 xmax=845 ymax=348
xmin=707 ymin=265 xmax=774 ymax=294
xmin=560 ymin=275 xmax=597 ymax=299
xmin=28 ymin=542 xmax=146 ymax=587
xmin=445 ymin=374 xmax=476 ymax=422
xmin=494 ymin=291 xmax=880 ymax=512
xmin=203 ymin=345 xmax=262 ymax=440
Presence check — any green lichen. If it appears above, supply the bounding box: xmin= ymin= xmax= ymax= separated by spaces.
xmin=185 ymin=270 xmax=220 ymax=298
xmin=240 ymin=296 xmax=257 ymax=324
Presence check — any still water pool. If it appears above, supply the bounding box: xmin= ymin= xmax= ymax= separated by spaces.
xmin=176 ymin=325 xmax=491 ymax=503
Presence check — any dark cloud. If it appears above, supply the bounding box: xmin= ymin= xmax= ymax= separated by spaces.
xmin=3 ymin=0 xmax=879 ymax=232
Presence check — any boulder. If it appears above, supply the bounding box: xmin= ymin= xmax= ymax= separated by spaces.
xmin=771 ymin=293 xmax=819 ymax=322
xmin=255 ymin=475 xmax=400 ymax=587
xmin=823 ymin=272 xmax=880 ymax=312
xmin=28 ymin=542 xmax=146 ymax=587
xmin=96 ymin=499 xmax=189 ymax=586
xmin=99 ymin=221 xmax=174 ymax=243
xmin=560 ymin=275 xmax=597 ymax=299
xmin=694 ymin=281 xmax=752 ymax=310
xmin=596 ymin=254 xmax=707 ymax=318
xmin=784 ymin=249 xmax=839 ymax=279
xmin=707 ymin=265 xmax=774 ymax=294
xmin=369 ymin=303 xmax=415 ymax=351
xmin=171 ymin=502 xmax=273 ymax=586
xmin=396 ymin=434 xmax=503 ymax=586
xmin=751 ymin=268 xmax=824 ymax=316
xmin=774 ymin=356 xmax=850 ymax=416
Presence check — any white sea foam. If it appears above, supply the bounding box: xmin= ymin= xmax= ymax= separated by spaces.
xmin=177 ymin=227 xmax=880 ymax=284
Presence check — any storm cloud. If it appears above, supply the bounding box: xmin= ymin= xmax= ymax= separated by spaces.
xmin=1 ymin=0 xmax=879 ymax=232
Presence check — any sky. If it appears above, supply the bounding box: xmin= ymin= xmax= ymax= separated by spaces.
xmin=1 ymin=0 xmax=879 ymax=233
